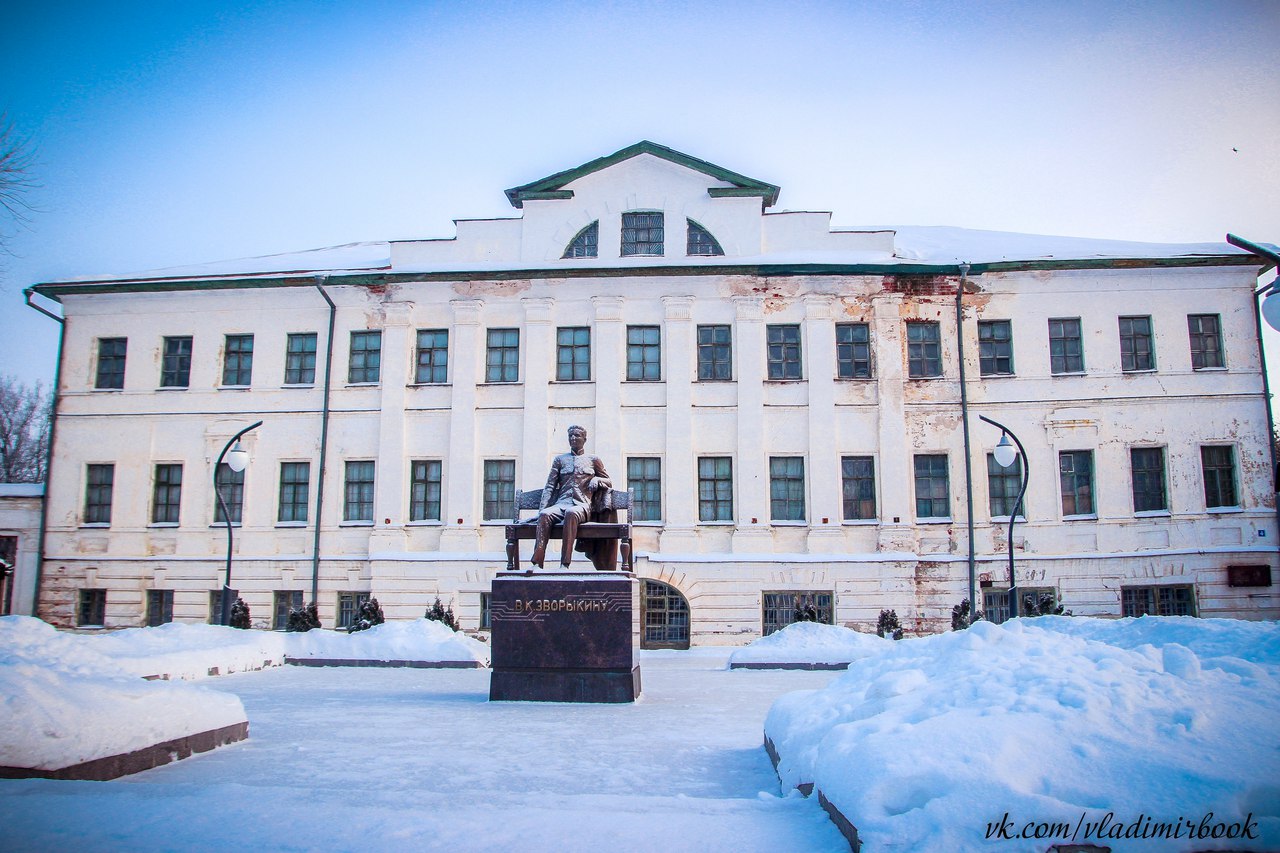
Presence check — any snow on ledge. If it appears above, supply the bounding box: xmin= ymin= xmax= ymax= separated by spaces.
xmin=728 ymin=622 xmax=893 ymax=668
xmin=284 ymin=619 xmax=490 ymax=666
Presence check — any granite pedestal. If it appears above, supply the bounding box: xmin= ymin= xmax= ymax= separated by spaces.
xmin=488 ymin=571 xmax=641 ymax=703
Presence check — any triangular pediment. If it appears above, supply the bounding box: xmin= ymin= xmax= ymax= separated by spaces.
xmin=504 ymin=140 xmax=779 ymax=209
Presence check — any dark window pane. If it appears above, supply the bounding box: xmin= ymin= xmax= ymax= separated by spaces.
xmin=348 ymin=331 xmax=382 ymax=384
xmin=978 ymin=320 xmax=1014 ymax=376
xmin=1188 ymin=314 xmax=1223 ymax=370
xmin=563 ymin=221 xmax=599 ymax=259
xmin=152 ymin=463 xmax=183 ymax=524
xmin=415 ymin=329 xmax=449 ymax=384
xmin=1201 ymin=445 xmax=1238 ymax=509
xmin=836 ymin=323 xmax=871 ymax=379
xmin=986 ymin=453 xmax=1023 ymax=517
xmin=621 ymin=211 xmax=664 ymax=256
xmin=626 ymin=326 xmax=661 ymax=381
xmin=285 ymin=333 xmax=318 ymax=385
xmin=1130 ymin=447 xmax=1167 ymax=512
xmin=85 ymin=463 xmax=114 ymax=524
xmin=410 ymin=459 xmax=443 ymax=521
xmin=697 ymin=325 xmax=732 ymax=380
xmin=769 ymin=456 xmax=805 ymax=521
xmin=627 ymin=457 xmax=662 ymax=521
xmin=78 ymin=589 xmax=106 ymax=626
xmin=146 ymin=589 xmax=174 ymax=626
xmin=486 ymin=329 xmax=520 ymax=383
xmin=686 ymin=220 xmax=723 ymax=256
xmin=1119 ymin=316 xmax=1155 ymax=372
xmin=641 ymin=579 xmax=690 ymax=648
xmin=1048 ymin=318 xmax=1084 ymax=374
xmin=556 ymin=327 xmax=591 ymax=381
xmin=222 ymin=334 xmax=254 ymax=386
xmin=483 ymin=460 xmax=516 ymax=520
xmin=214 ymin=462 xmax=244 ymax=524
xmin=766 ymin=325 xmax=802 ymax=380
xmin=841 ymin=456 xmax=876 ymax=520
xmin=762 ymin=591 xmax=833 ymax=636
xmin=343 ymin=461 xmax=375 ymax=521
xmin=1059 ymin=451 xmax=1094 ymax=516
xmin=161 ymin=336 xmax=193 ymax=388
xmin=698 ymin=456 xmax=733 ymax=521
xmin=906 ymin=323 xmax=942 ymax=378
xmin=95 ymin=338 xmax=127 ymax=389
xmin=913 ymin=454 xmax=950 ymax=518
xmin=278 ymin=462 xmax=310 ymax=523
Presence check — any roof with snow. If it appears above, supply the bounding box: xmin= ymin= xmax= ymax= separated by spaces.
xmin=28 ymin=141 xmax=1271 ymax=298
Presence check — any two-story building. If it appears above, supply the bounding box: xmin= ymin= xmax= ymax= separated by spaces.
xmin=25 ymin=141 xmax=1279 ymax=641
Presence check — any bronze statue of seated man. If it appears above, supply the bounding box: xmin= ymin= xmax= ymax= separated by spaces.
xmin=531 ymin=425 xmax=612 ymax=569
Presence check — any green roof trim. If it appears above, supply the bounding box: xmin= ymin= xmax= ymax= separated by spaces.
xmin=29 ymin=254 xmax=1259 ymax=300
xmin=517 ymin=190 xmax=575 ymax=202
xmin=504 ymin=140 xmax=781 ymax=209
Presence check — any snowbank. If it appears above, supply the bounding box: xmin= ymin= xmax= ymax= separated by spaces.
xmin=89 ymin=621 xmax=289 ymax=680
xmin=285 ymin=619 xmax=490 ymax=666
xmin=728 ymin=621 xmax=892 ymax=668
xmin=0 ymin=617 xmax=246 ymax=771
xmin=765 ymin=617 xmax=1280 ymax=851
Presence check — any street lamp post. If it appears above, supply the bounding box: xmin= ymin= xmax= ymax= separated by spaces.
xmin=215 ymin=421 xmax=262 ymax=626
xmin=979 ymin=415 xmax=1028 ymax=619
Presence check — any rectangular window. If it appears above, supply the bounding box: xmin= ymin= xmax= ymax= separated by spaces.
xmin=626 ymin=325 xmax=661 ymax=381
xmin=766 ymin=324 xmax=802 ymax=380
xmin=146 ymin=589 xmax=174 ymax=627
xmin=84 ymin=463 xmax=114 ymax=524
xmin=95 ymin=337 xmax=127 ymax=389
xmin=906 ymin=322 xmax=942 ymax=378
xmin=621 ymin=211 xmax=664 ymax=256
xmin=627 ymin=457 xmax=662 ymax=522
xmin=556 ymin=326 xmax=591 ymax=381
xmin=415 ymin=329 xmax=449 ymax=384
xmin=1188 ymin=314 xmax=1224 ymax=369
xmin=486 ymin=328 xmax=520 ymax=383
xmin=343 ymin=461 xmax=375 ymax=522
xmin=209 ymin=590 xmax=223 ymax=625
xmin=835 ymin=323 xmax=871 ymax=379
xmin=214 ymin=463 xmax=244 ymax=524
xmin=410 ymin=460 xmax=443 ymax=522
xmin=160 ymin=336 xmax=193 ymax=388
xmin=978 ymin=320 xmax=1014 ymax=376
xmin=274 ymin=590 xmax=303 ymax=630
xmin=483 ymin=459 xmax=516 ymax=520
xmin=841 ymin=456 xmax=876 ymax=521
xmin=913 ymin=454 xmax=950 ymax=519
xmin=222 ymin=334 xmax=254 ymax=386
xmin=769 ymin=456 xmax=805 ymax=521
xmin=1059 ymin=450 xmax=1095 ymax=516
xmin=480 ymin=592 xmax=492 ymax=630
xmin=1121 ymin=585 xmax=1196 ymax=617
xmin=984 ymin=587 xmax=1057 ymax=625
xmin=987 ymin=453 xmax=1024 ymax=518
xmin=151 ymin=463 xmax=183 ymax=524
xmin=1130 ymin=447 xmax=1167 ymax=513
xmin=1201 ymin=445 xmax=1238 ymax=509
xmin=278 ymin=462 xmax=310 ymax=523
xmin=762 ymin=591 xmax=833 ymax=636
xmin=1119 ymin=316 xmax=1155 ymax=372
xmin=285 ymin=333 xmax=318 ymax=385
xmin=78 ymin=589 xmax=106 ymax=627
xmin=337 ymin=592 xmax=370 ymax=630
xmin=697 ymin=325 xmax=732 ymax=381
xmin=698 ymin=456 xmax=733 ymax=522
xmin=1048 ymin=318 xmax=1084 ymax=374
xmin=348 ymin=331 xmax=382 ymax=384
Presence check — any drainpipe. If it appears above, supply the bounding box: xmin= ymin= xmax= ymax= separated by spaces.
xmin=23 ymin=289 xmax=65 ymax=618
xmin=955 ymin=264 xmax=977 ymax=615
xmin=311 ymin=277 xmax=336 ymax=605
xmin=1226 ymin=234 xmax=1280 ymax=539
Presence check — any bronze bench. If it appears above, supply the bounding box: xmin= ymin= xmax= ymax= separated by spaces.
xmin=505 ymin=488 xmax=634 ymax=571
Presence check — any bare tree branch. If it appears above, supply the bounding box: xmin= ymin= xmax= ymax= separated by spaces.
xmin=0 ymin=375 xmax=51 ymax=483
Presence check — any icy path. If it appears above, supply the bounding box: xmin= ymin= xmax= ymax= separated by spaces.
xmin=0 ymin=649 xmax=849 ymax=852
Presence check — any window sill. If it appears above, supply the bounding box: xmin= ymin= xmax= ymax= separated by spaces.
xmin=1133 ymin=510 xmax=1171 ymax=519
xmin=218 ymin=385 xmax=251 ymax=391
xmin=623 ymin=379 xmax=664 ymax=384
xmin=80 ymin=523 xmax=111 ymax=529
xmin=771 ymin=520 xmax=807 ymax=526
xmin=835 ymin=376 xmax=874 ymax=382
xmin=209 ymin=523 xmax=242 ymax=528
xmin=409 ymin=382 xmax=451 ymax=388
xmin=633 ymin=521 xmax=664 ymax=527
xmin=1062 ymin=514 xmax=1098 ymax=522
xmin=698 ymin=521 xmax=735 ymax=526
xmin=1192 ymin=366 xmax=1228 ymax=372
xmin=339 ymin=521 xmax=375 ymax=527
xmin=694 ymin=379 xmax=735 ymax=384
xmin=1206 ymin=506 xmax=1243 ymax=514
xmin=916 ymin=517 xmax=953 ymax=524
xmin=478 ymin=382 xmax=523 ymax=388
xmin=842 ymin=519 xmax=878 ymax=526
xmin=282 ymin=383 xmax=316 ymax=389
xmin=1121 ymin=369 xmax=1157 ymax=375
xmin=148 ymin=523 xmax=180 ymax=529
xmin=764 ymin=379 xmax=806 ymax=385
xmin=550 ymin=380 xmax=594 ymax=385
xmin=275 ymin=522 xmax=309 ymax=528
xmin=990 ymin=515 xmax=1027 ymax=523
xmin=156 ymin=386 xmax=189 ymax=391
xmin=91 ymin=387 xmax=123 ymax=392
xmin=979 ymin=373 xmax=1016 ymax=379
xmin=345 ymin=382 xmax=380 ymax=388
xmin=1051 ymin=371 xmax=1087 ymax=377
xmin=406 ymin=520 xmax=443 ymax=526
xmin=907 ymin=375 xmax=945 ymax=381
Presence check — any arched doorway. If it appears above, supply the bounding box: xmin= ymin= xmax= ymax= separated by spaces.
xmin=641 ymin=579 xmax=690 ymax=650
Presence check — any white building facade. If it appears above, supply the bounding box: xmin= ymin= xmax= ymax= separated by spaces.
xmin=27 ymin=142 xmax=1280 ymax=641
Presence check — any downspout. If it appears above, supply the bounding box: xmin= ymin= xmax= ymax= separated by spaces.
xmin=311 ymin=277 xmax=336 ymax=605
xmin=956 ymin=264 xmax=977 ymax=615
xmin=1226 ymin=234 xmax=1280 ymax=538
xmin=23 ymin=288 xmax=65 ymax=618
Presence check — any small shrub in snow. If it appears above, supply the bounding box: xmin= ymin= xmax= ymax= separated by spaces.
xmin=346 ymin=597 xmax=385 ymax=633
xmin=1021 ymin=592 xmax=1070 ymax=617
xmin=950 ymin=599 xmax=983 ymax=631
xmin=876 ymin=609 xmax=904 ymax=640
xmin=425 ymin=597 xmax=459 ymax=631
xmin=229 ymin=598 xmax=251 ymax=630
xmin=287 ymin=602 xmax=321 ymax=632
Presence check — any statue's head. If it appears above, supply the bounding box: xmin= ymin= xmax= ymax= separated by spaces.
xmin=567 ymin=425 xmax=587 ymax=453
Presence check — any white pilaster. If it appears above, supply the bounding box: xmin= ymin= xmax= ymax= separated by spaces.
xmin=660 ymin=295 xmax=698 ymax=551
xmin=520 ymin=297 xmax=555 ymax=489
xmin=439 ymin=299 xmax=482 ymax=551
xmin=874 ymin=294 xmax=914 ymax=552
xmin=732 ymin=295 xmax=772 ymax=552
xmin=592 ymin=295 xmax=625 ymax=470
xmin=804 ymin=294 xmax=843 ymax=552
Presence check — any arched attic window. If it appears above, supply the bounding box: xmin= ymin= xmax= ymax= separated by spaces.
xmin=562 ymin=221 xmax=599 ymax=258
xmin=686 ymin=220 xmax=724 ymax=256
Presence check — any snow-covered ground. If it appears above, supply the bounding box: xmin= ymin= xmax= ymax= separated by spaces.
xmin=727 ymin=621 xmax=892 ymax=668
xmin=765 ymin=616 xmax=1280 ymax=852
xmin=1 ymin=648 xmax=848 ymax=851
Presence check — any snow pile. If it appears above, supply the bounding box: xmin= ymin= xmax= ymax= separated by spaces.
xmin=88 ymin=621 xmax=289 ymax=680
xmin=765 ymin=617 xmax=1280 ymax=851
xmin=0 ymin=616 xmax=246 ymax=770
xmin=286 ymin=619 xmax=490 ymax=665
xmin=728 ymin=621 xmax=892 ymax=668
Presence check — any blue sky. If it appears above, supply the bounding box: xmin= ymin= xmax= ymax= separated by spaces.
xmin=2 ymin=0 xmax=1278 ymax=386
